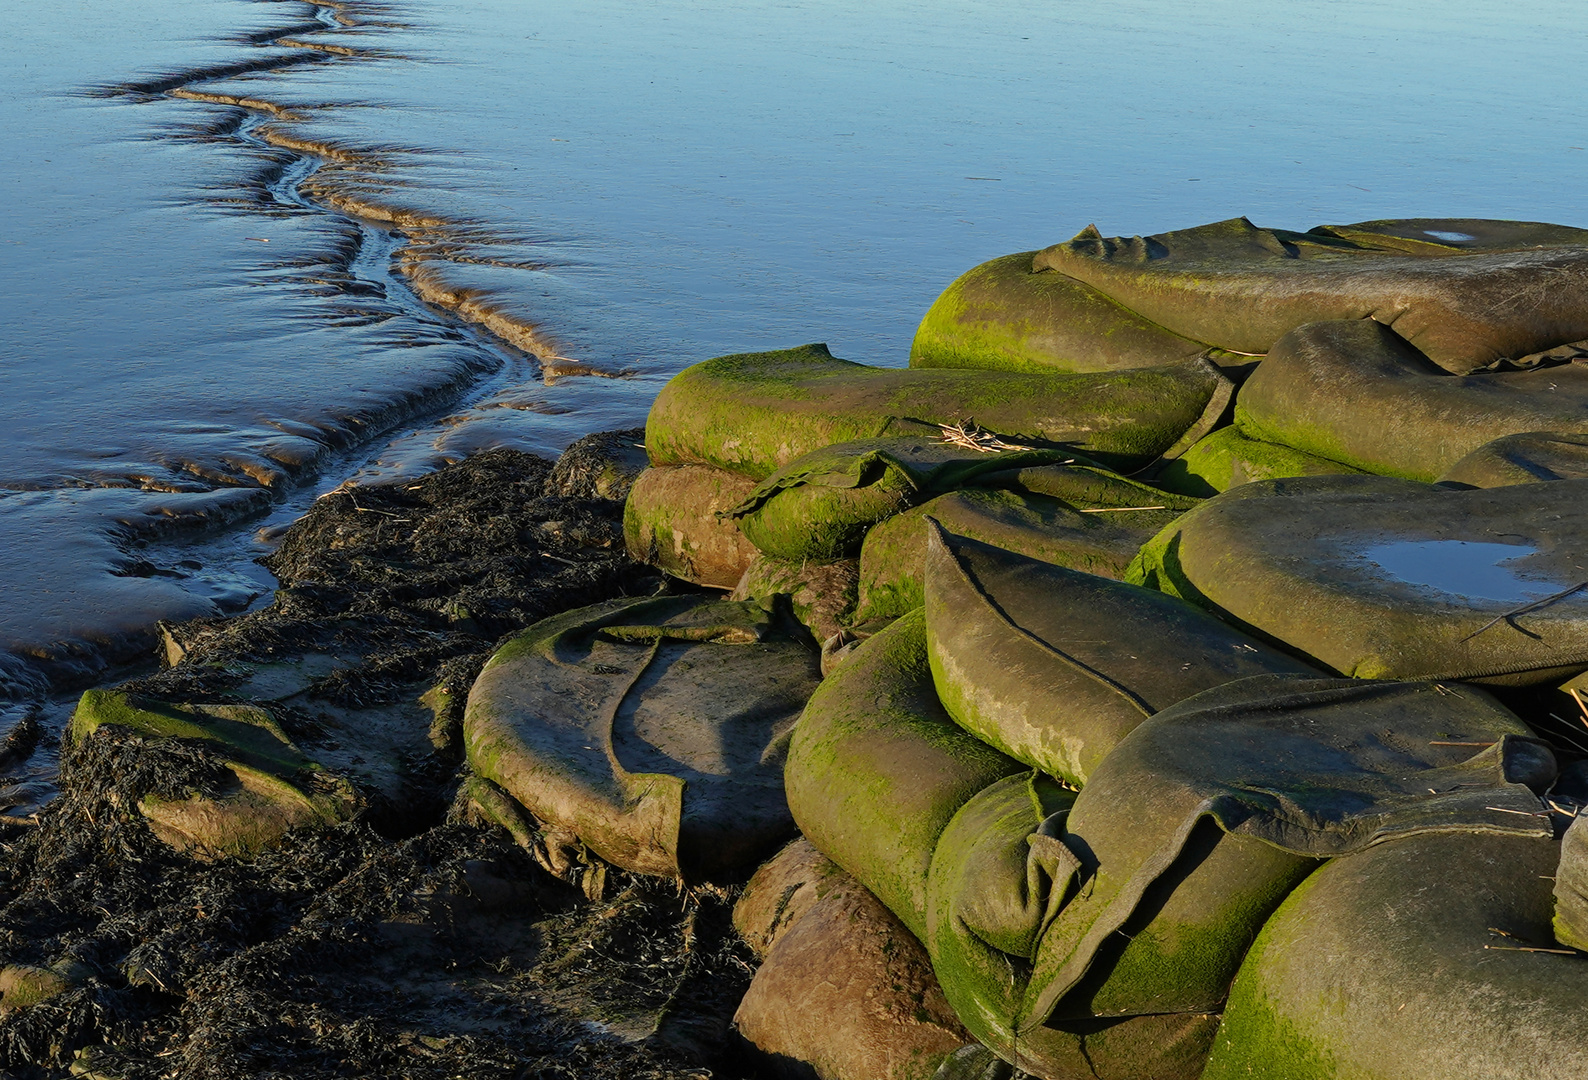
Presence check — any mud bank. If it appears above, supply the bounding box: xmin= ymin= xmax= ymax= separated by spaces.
xmin=0 ymin=434 xmax=782 ymax=1079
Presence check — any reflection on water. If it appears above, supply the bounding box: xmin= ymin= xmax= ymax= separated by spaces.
xmin=1358 ymin=540 xmax=1566 ymax=604
xmin=5 ymin=0 xmax=1588 ymax=703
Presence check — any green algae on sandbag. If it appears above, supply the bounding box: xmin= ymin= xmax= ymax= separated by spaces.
xmin=1204 ymin=830 xmax=1586 ymax=1080
xmin=1234 ymin=319 xmax=1588 ymax=481
xmin=734 ymin=847 xmax=969 ymax=1080
xmin=730 ymin=553 xmax=858 ymax=644
xmin=1552 ymin=814 xmax=1588 ymax=951
xmin=924 ymin=525 xmax=1317 ymax=787
xmin=1034 ymin=216 xmax=1588 ymax=374
xmin=1017 ymin=674 xmax=1552 ymax=1036
xmin=643 ymin=343 xmax=1232 ymax=479
xmin=970 ymin=456 xmax=1201 ymax=510
xmin=1128 ymin=473 xmax=1588 ymax=685
xmin=924 ymin=774 xmax=1283 ymax=1079
xmin=909 ymin=251 xmax=1213 ymax=374
xmin=464 ymin=594 xmax=821 ymax=881
xmin=623 ymin=464 xmax=759 ymax=587
xmin=784 ymin=608 xmax=1026 ymax=940
xmin=1153 ymin=424 xmax=1368 ymax=498
xmin=1439 ymin=431 xmax=1588 ymax=487
xmin=70 ymin=689 xmax=360 ymax=857
xmin=729 ymin=437 xmax=1073 ymax=562
xmin=1311 ymin=216 xmax=1588 ymax=255
xmin=853 ymin=488 xmax=1172 ymax=624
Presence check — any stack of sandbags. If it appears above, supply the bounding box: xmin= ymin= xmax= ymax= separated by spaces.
xmin=914 ymin=217 xmax=1588 ymax=495
xmin=625 ymin=343 xmax=1224 ymax=641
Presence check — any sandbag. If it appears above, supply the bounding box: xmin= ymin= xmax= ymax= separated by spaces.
xmin=908 ymin=251 xmax=1213 ymax=374
xmin=623 ymin=464 xmax=759 ymax=587
xmin=731 ymin=554 xmax=858 ymax=643
xmin=729 ymin=438 xmax=1072 ymax=562
xmin=734 ymin=838 xmax=844 ymax=958
xmin=785 ymin=608 xmax=1026 ymax=940
xmin=464 ymin=594 xmax=821 ymax=881
xmin=70 ymin=690 xmax=361 ymax=857
xmin=1128 ymin=473 xmax=1588 ymax=684
xmin=1204 ymin=830 xmax=1588 ymax=1080
xmin=1016 ymin=674 xmax=1552 ymax=1037
xmin=924 ymin=773 xmax=1281 ymax=1079
xmin=1033 ymin=216 xmax=1588 ymax=374
xmin=1553 ymin=813 xmax=1588 ymax=951
xmin=924 ymin=526 xmax=1317 ymax=786
xmin=734 ymin=850 xmax=969 ymax=1080
xmin=785 ymin=613 xmax=1226 ymax=1080
xmin=644 ymin=343 xmax=1232 ymax=479
xmin=1234 ymin=319 xmax=1588 ymax=481
xmin=1439 ymin=431 xmax=1588 ymax=487
xmin=1153 ymin=424 xmax=1367 ymax=498
xmin=854 ymin=488 xmax=1169 ymax=624
xmin=969 ymin=458 xmax=1201 ymax=511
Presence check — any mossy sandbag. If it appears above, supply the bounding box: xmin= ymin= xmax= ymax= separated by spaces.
xmin=784 ymin=614 xmax=1224 ymax=1080
xmin=622 ymin=464 xmax=759 ymax=587
xmin=1014 ymin=673 xmax=1552 ymax=1039
xmin=1154 ymin=424 xmax=1367 ymax=498
xmin=1234 ymin=319 xmax=1588 ymax=481
xmin=1204 ymin=830 xmax=1587 ymax=1080
xmin=1552 ymin=814 xmax=1588 ymax=951
xmin=924 ymin=773 xmax=1281 ymax=1079
xmin=853 ymin=488 xmax=1171 ymax=624
xmin=970 ymin=457 xmax=1201 ymax=511
xmin=733 ymin=843 xmax=969 ymax=1080
xmin=1439 ymin=430 xmax=1588 ymax=487
xmin=784 ymin=608 xmax=1026 ymax=940
xmin=924 ymin=525 xmax=1317 ymax=787
xmin=730 ymin=554 xmax=858 ymax=644
xmin=71 ymin=690 xmax=360 ymax=857
xmin=728 ymin=437 xmax=1072 ymax=562
xmin=908 ymin=251 xmax=1213 ymax=374
xmin=1034 ymin=217 xmax=1588 ymax=374
xmin=1128 ymin=473 xmax=1588 ymax=685
xmin=644 ymin=343 xmax=1232 ymax=479
xmin=464 ymin=594 xmax=821 ymax=881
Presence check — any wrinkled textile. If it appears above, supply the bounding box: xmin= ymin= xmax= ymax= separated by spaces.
xmin=1235 ymin=319 xmax=1588 ymax=481
xmin=1129 ymin=474 xmax=1588 ymax=684
xmin=729 ymin=437 xmax=1072 ymax=561
xmin=464 ymin=594 xmax=821 ymax=880
xmin=854 ymin=488 xmax=1167 ymax=624
xmin=1035 ymin=217 xmax=1588 ymax=373
xmin=924 ymin=525 xmax=1316 ymax=786
xmin=1018 ymin=674 xmax=1551 ymax=1033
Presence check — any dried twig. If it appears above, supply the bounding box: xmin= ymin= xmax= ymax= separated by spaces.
xmin=1079 ymin=506 xmax=1167 ymax=513
xmin=1460 ymin=581 xmax=1588 ymax=642
xmin=935 ymin=420 xmax=1032 ymax=453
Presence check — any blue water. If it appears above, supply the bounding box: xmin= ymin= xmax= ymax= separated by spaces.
xmin=3 ymin=0 xmax=1588 ymax=718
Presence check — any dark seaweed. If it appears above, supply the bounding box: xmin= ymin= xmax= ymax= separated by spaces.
xmin=0 ymin=442 xmax=758 ymax=1079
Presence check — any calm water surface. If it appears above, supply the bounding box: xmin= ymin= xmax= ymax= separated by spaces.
xmin=2 ymin=0 xmax=1587 ymax=793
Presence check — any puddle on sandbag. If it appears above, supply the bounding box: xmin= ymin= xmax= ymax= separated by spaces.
xmin=1355 ymin=539 xmax=1570 ymax=603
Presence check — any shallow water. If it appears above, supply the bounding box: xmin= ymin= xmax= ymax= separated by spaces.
xmin=5 ymin=0 xmax=1588 ymax=778
xmin=1359 ymin=539 xmax=1568 ymax=604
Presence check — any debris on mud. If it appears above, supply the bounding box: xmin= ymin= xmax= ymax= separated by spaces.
xmin=0 ymin=433 xmax=764 ymax=1079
